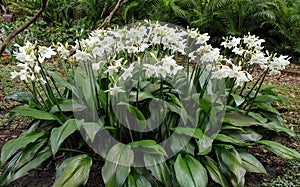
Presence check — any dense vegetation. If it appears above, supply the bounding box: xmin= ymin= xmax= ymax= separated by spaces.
xmin=2 ymin=0 xmax=300 ymax=63
xmin=0 ymin=0 xmax=299 ymax=186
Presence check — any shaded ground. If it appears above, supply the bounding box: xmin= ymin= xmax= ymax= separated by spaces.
xmin=0 ymin=63 xmax=299 ymax=186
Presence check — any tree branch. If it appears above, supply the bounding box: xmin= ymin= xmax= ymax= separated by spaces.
xmin=98 ymin=0 xmax=129 ymax=29
xmin=0 ymin=0 xmax=48 ymax=56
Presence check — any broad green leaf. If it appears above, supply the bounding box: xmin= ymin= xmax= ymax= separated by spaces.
xmin=202 ymin=156 xmax=230 ymax=187
xmin=11 ymin=147 xmax=52 ymax=182
xmin=53 ymin=154 xmax=92 ymax=187
xmin=77 ymin=121 xmax=103 ymax=142
xmin=50 ymin=119 xmax=80 ymax=155
xmin=102 ymin=143 xmax=134 ymax=186
xmin=225 ymin=112 xmax=261 ymax=127
xmin=258 ymin=85 xmax=277 ymax=95
xmin=15 ymin=138 xmax=47 ymax=170
xmin=1 ymin=132 xmax=45 ymax=166
xmin=50 ymin=103 xmax=87 ymax=113
xmin=221 ymin=125 xmax=244 ymax=131
xmin=223 ymin=129 xmax=263 ymax=142
xmin=124 ymin=171 xmax=152 ymax=187
xmin=237 ymin=150 xmax=267 ymax=174
xmin=196 ymin=135 xmax=213 ymax=155
xmin=174 ymin=154 xmax=208 ymax=187
xmin=129 ymin=91 xmax=154 ymax=102
xmin=215 ymin=145 xmax=246 ymax=185
xmin=215 ymin=134 xmax=251 ymax=146
xmin=117 ymin=102 xmax=147 ymax=131
xmin=144 ymin=154 xmax=170 ymax=186
xmin=48 ymin=71 xmax=78 ymax=97
xmin=231 ymin=93 xmax=245 ymax=106
xmin=254 ymin=95 xmax=286 ymax=103
xmin=255 ymin=103 xmax=280 ymax=115
xmin=165 ymin=102 xmax=188 ymax=125
xmin=248 ymin=112 xmax=268 ymax=123
xmin=6 ymin=91 xmax=34 ymax=104
xmin=172 ymin=127 xmax=204 ymax=140
xmin=198 ymin=98 xmax=211 ymax=113
xmin=13 ymin=106 xmax=63 ymax=124
xmin=257 ymin=140 xmax=300 ymax=159
xmin=259 ymin=122 xmax=296 ymax=137
xmin=129 ymin=140 xmax=167 ymax=156
xmin=170 ymin=134 xmax=195 ymax=155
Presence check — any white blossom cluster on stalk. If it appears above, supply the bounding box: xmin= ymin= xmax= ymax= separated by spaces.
xmin=11 ymin=21 xmax=291 ymax=94
xmin=221 ymin=33 xmax=290 ymax=75
xmin=11 ymin=41 xmax=56 ymax=84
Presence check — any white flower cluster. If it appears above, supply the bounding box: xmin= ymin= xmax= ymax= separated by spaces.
xmin=11 ymin=42 xmax=56 ymax=83
xmin=221 ymin=33 xmax=290 ymax=75
xmin=11 ymin=21 xmax=290 ymax=93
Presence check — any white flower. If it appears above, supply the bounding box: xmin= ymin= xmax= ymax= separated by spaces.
xmin=10 ymin=71 xmax=19 ymax=79
xmin=171 ymin=65 xmax=184 ymax=75
xmin=57 ymin=43 xmax=70 ymax=59
xmin=221 ymin=36 xmax=241 ymax=49
xmin=39 ymin=46 xmax=56 ymax=59
xmin=92 ymin=62 xmax=101 ymax=71
xmin=248 ymin=52 xmax=267 ymax=65
xmin=34 ymin=65 xmax=41 ymax=73
xmin=157 ymin=65 xmax=168 ymax=78
xmin=40 ymin=77 xmax=47 ymax=84
xmin=106 ymin=65 xmax=119 ymax=76
xmin=105 ymin=85 xmax=125 ymax=95
xmin=143 ymin=64 xmax=157 ymax=77
xmin=120 ymin=64 xmax=135 ymax=80
xmin=196 ymin=33 xmax=210 ymax=44
xmin=200 ymin=48 xmax=220 ymax=63
xmin=74 ymin=50 xmax=92 ymax=62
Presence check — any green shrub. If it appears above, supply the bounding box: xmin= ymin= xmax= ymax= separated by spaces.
xmin=1 ymin=21 xmax=299 ymax=187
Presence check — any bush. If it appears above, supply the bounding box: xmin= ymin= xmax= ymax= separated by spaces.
xmin=1 ymin=21 xmax=299 ymax=187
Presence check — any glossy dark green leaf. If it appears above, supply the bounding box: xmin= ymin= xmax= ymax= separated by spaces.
xmin=254 ymin=95 xmax=286 ymax=103
xmin=144 ymin=154 xmax=170 ymax=186
xmin=11 ymin=147 xmax=52 ymax=182
xmin=102 ymin=143 xmax=134 ymax=186
xmin=201 ymin=156 xmax=230 ymax=187
xmin=215 ymin=145 xmax=246 ymax=185
xmin=48 ymin=71 xmax=78 ymax=97
xmin=223 ymin=129 xmax=263 ymax=142
xmin=225 ymin=112 xmax=261 ymax=127
xmin=129 ymin=140 xmax=167 ymax=156
xmin=172 ymin=127 xmax=204 ymax=140
xmin=13 ymin=106 xmax=63 ymax=124
xmin=1 ymin=132 xmax=45 ymax=167
xmin=237 ymin=150 xmax=267 ymax=174
xmin=174 ymin=154 xmax=208 ymax=187
xmin=129 ymin=91 xmax=154 ymax=102
xmin=77 ymin=121 xmax=103 ymax=142
xmin=231 ymin=93 xmax=244 ymax=106
xmin=257 ymin=140 xmax=300 ymax=159
xmin=255 ymin=103 xmax=280 ymax=115
xmin=196 ymin=135 xmax=213 ymax=155
xmin=50 ymin=119 xmax=80 ymax=155
xmin=124 ymin=171 xmax=152 ymax=187
xmin=170 ymin=134 xmax=195 ymax=155
xmin=15 ymin=138 xmax=48 ymax=170
xmin=53 ymin=154 xmax=92 ymax=187
xmin=6 ymin=91 xmax=34 ymax=104
xmin=215 ymin=134 xmax=251 ymax=146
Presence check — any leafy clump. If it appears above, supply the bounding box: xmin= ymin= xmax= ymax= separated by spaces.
xmin=1 ymin=21 xmax=299 ymax=187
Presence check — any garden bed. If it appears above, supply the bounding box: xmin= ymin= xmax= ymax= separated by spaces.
xmin=1 ymin=62 xmax=299 ymax=186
